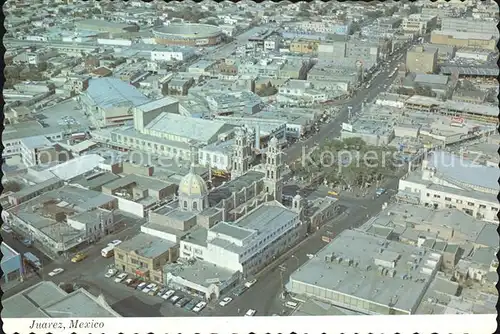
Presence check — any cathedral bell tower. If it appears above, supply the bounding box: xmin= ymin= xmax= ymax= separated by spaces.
xmin=263 ymin=136 xmax=284 ymax=202
xmin=231 ymin=127 xmax=252 ymax=180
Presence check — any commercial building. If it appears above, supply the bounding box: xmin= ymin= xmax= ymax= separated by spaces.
xmin=114 ymin=233 xmax=178 ymax=284
xmin=2 ymin=281 xmax=121 ymax=318
xmin=406 ymin=45 xmax=437 ymax=74
xmin=75 ymin=19 xmax=139 ymax=33
xmin=402 ymin=14 xmax=437 ymax=34
xmin=430 ymin=30 xmax=497 ymax=51
xmin=288 ymin=20 xmax=351 ymax=35
xmin=3 ymin=121 xmax=64 ymax=158
xmin=286 ymin=229 xmax=442 ymax=315
xmin=1 ymin=243 xmax=23 ymax=285
xmin=179 ymin=200 xmax=305 ymax=275
xmin=101 ymin=173 xmax=177 ymax=218
xmin=318 ymin=41 xmax=379 ymax=69
xmin=440 ymin=18 xmax=499 ymax=37
xmin=6 ymin=185 xmax=117 ymax=256
xmin=79 ymin=77 xmax=151 ymax=127
xmin=165 ymin=258 xmax=241 ymax=301
xmin=397 ymin=151 xmax=499 ymax=223
xmin=289 ymin=39 xmax=320 ymax=54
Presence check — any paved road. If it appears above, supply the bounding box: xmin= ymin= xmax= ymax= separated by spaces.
xmin=207 ymin=176 xmax=400 ymax=317
xmin=284 ymin=49 xmax=409 ymax=165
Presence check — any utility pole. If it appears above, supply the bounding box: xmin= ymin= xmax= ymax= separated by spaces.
xmin=278 ymin=264 xmax=287 ymax=289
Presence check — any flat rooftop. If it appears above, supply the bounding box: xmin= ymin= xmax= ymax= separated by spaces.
xmin=288 ymin=229 xmax=441 ymax=314
xmin=115 ymin=233 xmax=176 ymax=259
xmin=165 ymin=259 xmax=237 ymax=288
xmin=208 ymin=170 xmax=265 ymax=206
xmin=2 ymin=281 xmax=120 ymax=318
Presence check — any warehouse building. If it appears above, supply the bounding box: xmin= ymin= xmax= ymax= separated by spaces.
xmin=286 ymin=229 xmax=442 ymax=315
xmin=430 ymin=30 xmax=497 ymax=51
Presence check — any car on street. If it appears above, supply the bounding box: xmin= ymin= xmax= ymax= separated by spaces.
xmin=245 ymin=309 xmax=256 ymax=316
xmin=184 ymin=299 xmax=198 ymax=311
xmin=124 ymin=278 xmax=134 ymax=285
xmin=162 ymin=290 xmax=175 ymax=300
xmin=71 ymin=252 xmax=87 ymax=263
xmin=192 ymin=301 xmax=207 ymax=313
xmin=233 ymin=286 xmax=248 ymax=296
xmin=129 ymin=279 xmax=141 ymax=288
xmin=105 ymin=268 xmax=118 ymax=278
xmin=142 ymin=283 xmax=156 ymax=294
xmin=114 ymin=273 xmax=128 ymax=283
xmin=136 ymin=282 xmax=147 ymax=290
xmin=219 ymin=297 xmax=233 ymax=307
xmin=170 ymin=295 xmax=181 ymax=304
xmin=244 ymin=279 xmax=257 ymax=288
xmin=157 ymin=287 xmax=167 ymax=296
xmin=48 ymin=268 xmax=64 ymax=277
xmin=108 ymin=240 xmax=122 ymax=247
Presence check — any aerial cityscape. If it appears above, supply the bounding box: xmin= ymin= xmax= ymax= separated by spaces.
xmin=1 ymin=0 xmax=499 ymax=320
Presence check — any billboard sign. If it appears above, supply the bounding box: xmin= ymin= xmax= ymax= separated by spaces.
xmin=342 ymin=123 xmax=353 ymax=132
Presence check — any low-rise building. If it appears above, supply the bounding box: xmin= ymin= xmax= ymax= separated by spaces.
xmin=180 ymin=201 xmax=305 ymax=275
xmin=6 ymin=185 xmax=118 ymax=256
xmin=406 ymin=45 xmax=437 ymax=74
xmin=397 ymin=151 xmax=499 ymax=223
xmin=114 ymin=233 xmax=178 ymax=284
xmin=286 ymin=229 xmax=442 ymax=315
xmin=430 ymin=30 xmax=497 ymax=51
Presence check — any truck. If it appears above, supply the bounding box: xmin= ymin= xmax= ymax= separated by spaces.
xmin=23 ymin=252 xmax=41 ymax=269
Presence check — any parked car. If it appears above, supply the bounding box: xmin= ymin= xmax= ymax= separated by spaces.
xmin=192 ymin=301 xmax=207 ymax=313
xmin=175 ymin=298 xmax=190 ymax=308
xmin=48 ymin=268 xmax=64 ymax=277
xmin=244 ymin=279 xmax=257 ymax=288
xmin=233 ymin=286 xmax=248 ymax=296
xmin=108 ymin=240 xmax=122 ymax=247
xmin=149 ymin=286 xmax=160 ymax=296
xmin=136 ymin=282 xmax=147 ymax=290
xmin=219 ymin=297 xmax=233 ymax=307
xmin=1 ymin=225 xmax=13 ymax=234
xmin=71 ymin=252 xmax=87 ymax=263
xmin=142 ymin=283 xmax=156 ymax=294
xmin=245 ymin=309 xmax=256 ymax=316
xmin=130 ymin=280 xmax=141 ymax=288
xmin=124 ymin=278 xmax=134 ymax=285
xmin=170 ymin=295 xmax=181 ymax=304
xmin=105 ymin=269 xmax=118 ymax=278
xmin=184 ymin=299 xmax=198 ymax=311
xmin=162 ymin=290 xmax=175 ymax=300
xmin=157 ymin=287 xmax=167 ymax=296
xmin=114 ymin=273 xmax=128 ymax=283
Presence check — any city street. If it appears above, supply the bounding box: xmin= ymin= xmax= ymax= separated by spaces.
xmin=284 ymin=47 xmax=409 ymax=165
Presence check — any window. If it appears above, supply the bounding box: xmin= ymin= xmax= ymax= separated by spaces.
xmin=444 ymin=197 xmax=451 ymax=201
xmin=456 ymin=199 xmax=463 ymax=204
xmin=491 ymin=207 xmax=498 ymax=211
xmin=183 ymin=201 xmax=188 ymax=209
xmin=131 ymin=258 xmax=138 ymax=265
xmin=426 ymin=193 xmax=430 ymax=197
xmin=467 ymin=202 xmax=474 ymax=207
xmin=433 ymin=194 xmax=440 ymax=198
xmin=479 ymin=204 xmax=486 ymax=209
xmin=193 ymin=202 xmax=198 ymax=210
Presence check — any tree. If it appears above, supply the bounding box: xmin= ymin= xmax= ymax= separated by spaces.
xmin=3 ymin=181 xmax=21 ymax=192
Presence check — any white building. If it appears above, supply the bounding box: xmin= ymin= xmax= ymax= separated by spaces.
xmin=180 ymin=200 xmax=305 ymax=275
xmin=151 ymin=50 xmax=188 ymax=62
xmin=397 ymin=151 xmax=500 ymax=223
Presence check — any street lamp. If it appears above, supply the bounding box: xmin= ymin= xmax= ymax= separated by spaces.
xmin=291 ymin=255 xmax=299 ymax=268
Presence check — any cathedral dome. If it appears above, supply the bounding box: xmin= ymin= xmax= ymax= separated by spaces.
xmin=178 ymin=172 xmax=208 ymax=198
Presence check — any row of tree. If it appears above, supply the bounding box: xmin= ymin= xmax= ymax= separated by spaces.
xmin=292 ymin=138 xmax=400 ymax=189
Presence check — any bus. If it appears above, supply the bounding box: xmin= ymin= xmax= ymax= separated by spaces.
xmin=24 ymin=252 xmax=41 ymax=269
xmin=101 ymin=245 xmax=115 ymax=258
